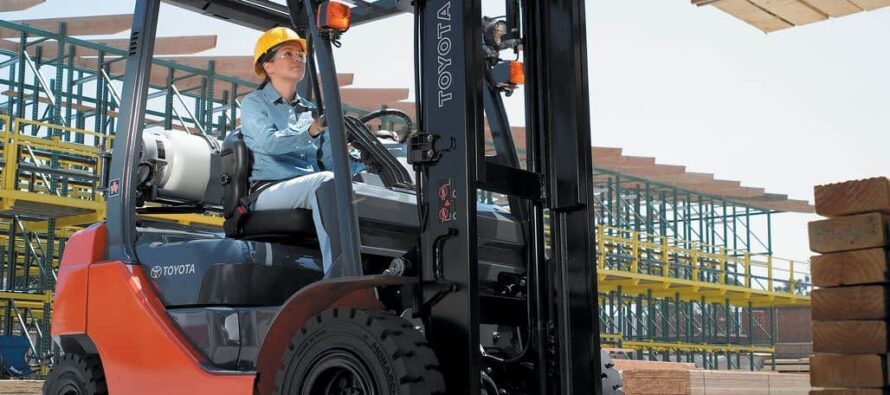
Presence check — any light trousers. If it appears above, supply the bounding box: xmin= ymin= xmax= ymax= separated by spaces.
xmin=254 ymin=171 xmax=335 ymax=274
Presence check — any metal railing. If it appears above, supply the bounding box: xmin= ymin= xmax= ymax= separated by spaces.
xmin=596 ymin=225 xmax=810 ymax=297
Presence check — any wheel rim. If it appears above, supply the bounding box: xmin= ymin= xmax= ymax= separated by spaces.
xmin=57 ymin=382 xmax=81 ymax=395
xmin=301 ymin=350 xmax=376 ymax=395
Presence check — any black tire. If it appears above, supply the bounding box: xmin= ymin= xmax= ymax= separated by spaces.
xmin=42 ymin=354 xmax=108 ymax=395
xmin=600 ymin=349 xmax=624 ymax=395
xmin=274 ymin=308 xmax=445 ymax=395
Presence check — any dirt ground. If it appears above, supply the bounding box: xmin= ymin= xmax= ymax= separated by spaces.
xmin=0 ymin=380 xmax=42 ymax=395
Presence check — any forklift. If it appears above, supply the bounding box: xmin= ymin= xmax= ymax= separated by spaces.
xmin=43 ymin=0 xmax=618 ymax=394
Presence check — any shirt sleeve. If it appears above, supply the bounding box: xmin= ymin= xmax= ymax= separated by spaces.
xmin=317 ymin=129 xmax=335 ymax=171
xmin=240 ymin=95 xmax=313 ymax=155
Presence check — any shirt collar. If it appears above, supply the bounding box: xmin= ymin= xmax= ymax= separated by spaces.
xmin=260 ymin=82 xmax=317 ymax=113
xmin=261 ymin=82 xmax=285 ymax=104
xmin=260 ymin=82 xmax=304 ymax=105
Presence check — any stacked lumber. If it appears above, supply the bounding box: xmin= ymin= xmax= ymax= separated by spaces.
xmin=622 ymin=369 xmax=810 ymax=394
xmin=692 ymin=0 xmax=890 ymax=33
xmin=809 ymin=177 xmax=890 ymax=392
xmin=612 ymin=359 xmax=696 ymax=371
xmin=774 ymin=357 xmax=810 ymax=373
xmin=0 ymin=379 xmax=41 ymax=394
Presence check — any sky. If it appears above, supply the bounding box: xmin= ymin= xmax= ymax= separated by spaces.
xmin=5 ymin=0 xmax=890 ymax=264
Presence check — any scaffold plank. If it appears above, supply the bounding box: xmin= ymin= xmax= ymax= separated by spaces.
xmin=813 ymin=321 xmax=888 ymax=354
xmin=812 ymin=285 xmax=887 ymax=320
xmin=805 ymin=0 xmax=863 ymax=16
xmin=810 ymin=389 xmax=886 ymax=395
xmin=0 ymin=0 xmax=43 ymax=12
xmin=748 ymin=0 xmax=828 ymax=25
xmin=815 ymin=177 xmax=890 ymax=218
xmin=624 ymin=369 xmax=811 ymax=394
xmin=848 ymin=0 xmax=890 ymax=9
xmin=697 ymin=0 xmax=890 ymax=31
xmin=0 ymin=35 xmax=218 ymax=57
xmin=809 ymin=212 xmax=890 ymax=254
xmin=810 ymin=354 xmax=887 ymax=388
xmin=710 ymin=0 xmax=794 ymax=32
xmin=0 ymin=14 xmax=132 ymax=38
xmin=812 ymin=248 xmax=889 ymax=287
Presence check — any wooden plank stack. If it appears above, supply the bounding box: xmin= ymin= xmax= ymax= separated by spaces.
xmin=775 ymin=357 xmax=811 ymax=373
xmin=621 ymin=369 xmax=811 ymax=394
xmin=809 ymin=177 xmax=890 ymax=392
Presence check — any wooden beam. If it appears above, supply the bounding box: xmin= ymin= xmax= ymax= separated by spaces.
xmin=595 ymin=155 xmax=656 ymax=167
xmin=592 ymin=147 xmax=623 ymax=158
xmin=810 ymin=354 xmax=886 ymax=388
xmin=812 ymin=285 xmax=888 ymax=320
xmin=0 ymin=0 xmax=43 ymax=12
xmin=705 ymin=186 xmax=767 ymax=198
xmin=815 ymin=177 xmax=890 ymax=217
xmin=806 ymin=0 xmax=862 ymax=16
xmin=600 ymin=164 xmax=687 ymax=178
xmin=808 ymin=212 xmax=890 ymax=253
xmin=156 ymin=55 xmax=253 ymax=74
xmin=748 ymin=198 xmax=813 ymax=213
xmin=810 ymin=389 xmax=885 ymax=395
xmin=813 ymin=320 xmax=888 ymax=354
xmin=0 ymin=36 xmax=218 ymax=58
xmin=848 ymin=0 xmax=890 ymax=10
xmin=651 ymin=171 xmax=715 ymax=186
xmin=710 ymin=0 xmax=794 ymax=32
xmin=1 ymin=14 xmax=133 ymax=38
xmin=748 ymin=0 xmax=828 ymax=25
xmin=811 ymin=248 xmax=890 ymax=287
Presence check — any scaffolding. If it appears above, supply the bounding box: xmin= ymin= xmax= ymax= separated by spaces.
xmin=594 ymin=170 xmax=810 ymax=369
xmin=0 ymin=17 xmax=810 ymax=375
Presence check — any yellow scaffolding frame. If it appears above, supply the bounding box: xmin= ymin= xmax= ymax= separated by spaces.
xmin=596 ymin=225 xmax=809 ymax=307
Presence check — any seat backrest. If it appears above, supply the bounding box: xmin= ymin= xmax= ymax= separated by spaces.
xmin=220 ymin=132 xmax=251 ymax=219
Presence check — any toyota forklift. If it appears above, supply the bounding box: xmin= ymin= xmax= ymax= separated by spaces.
xmin=43 ymin=0 xmax=617 ymax=394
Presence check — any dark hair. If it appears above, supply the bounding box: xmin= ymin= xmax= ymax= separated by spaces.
xmin=256 ymin=47 xmax=278 ymax=87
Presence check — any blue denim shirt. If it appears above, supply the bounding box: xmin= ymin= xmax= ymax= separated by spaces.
xmin=239 ymin=83 xmax=334 ymax=183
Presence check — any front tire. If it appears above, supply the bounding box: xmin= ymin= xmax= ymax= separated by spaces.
xmin=274 ymin=308 xmax=445 ymax=395
xmin=42 ymin=354 xmax=107 ymax=395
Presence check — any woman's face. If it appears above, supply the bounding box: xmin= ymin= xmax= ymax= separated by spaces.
xmin=262 ymin=43 xmax=306 ymax=84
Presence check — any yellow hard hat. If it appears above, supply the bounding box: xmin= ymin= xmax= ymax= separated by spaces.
xmin=253 ymin=27 xmax=307 ymax=77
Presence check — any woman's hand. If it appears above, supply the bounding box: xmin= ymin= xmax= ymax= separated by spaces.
xmin=309 ymin=117 xmax=325 ymax=137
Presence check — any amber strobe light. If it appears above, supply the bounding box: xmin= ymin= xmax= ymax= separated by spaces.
xmin=509 ymin=61 xmax=525 ymax=85
xmin=318 ymin=1 xmax=351 ymax=32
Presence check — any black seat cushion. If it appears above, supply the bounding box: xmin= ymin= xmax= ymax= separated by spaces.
xmin=237 ymin=208 xmax=317 ymax=243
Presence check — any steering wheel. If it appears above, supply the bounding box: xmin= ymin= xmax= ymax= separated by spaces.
xmin=359 ymin=109 xmax=415 ymax=143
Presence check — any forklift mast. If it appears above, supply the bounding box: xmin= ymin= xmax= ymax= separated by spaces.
xmin=414 ymin=1 xmax=599 ymax=393
xmin=102 ymin=0 xmax=600 ymax=393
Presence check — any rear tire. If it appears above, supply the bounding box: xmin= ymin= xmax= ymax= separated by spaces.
xmin=274 ymin=308 xmax=445 ymax=395
xmin=42 ymin=354 xmax=107 ymax=395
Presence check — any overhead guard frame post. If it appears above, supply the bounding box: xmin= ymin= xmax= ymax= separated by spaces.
xmin=104 ymin=0 xmax=160 ymax=262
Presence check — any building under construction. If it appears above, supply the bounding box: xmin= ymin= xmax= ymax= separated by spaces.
xmin=0 ymin=3 xmax=813 ymax=377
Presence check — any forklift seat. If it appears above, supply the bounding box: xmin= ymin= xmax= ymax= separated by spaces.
xmin=220 ymin=132 xmax=316 ymax=242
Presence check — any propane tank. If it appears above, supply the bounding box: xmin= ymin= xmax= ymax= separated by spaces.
xmin=141 ymin=128 xmax=214 ymax=201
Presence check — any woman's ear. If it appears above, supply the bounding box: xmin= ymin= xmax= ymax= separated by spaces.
xmin=262 ymin=61 xmax=274 ymax=76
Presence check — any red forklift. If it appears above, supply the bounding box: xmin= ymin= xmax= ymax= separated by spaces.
xmin=43 ymin=0 xmax=617 ymax=394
